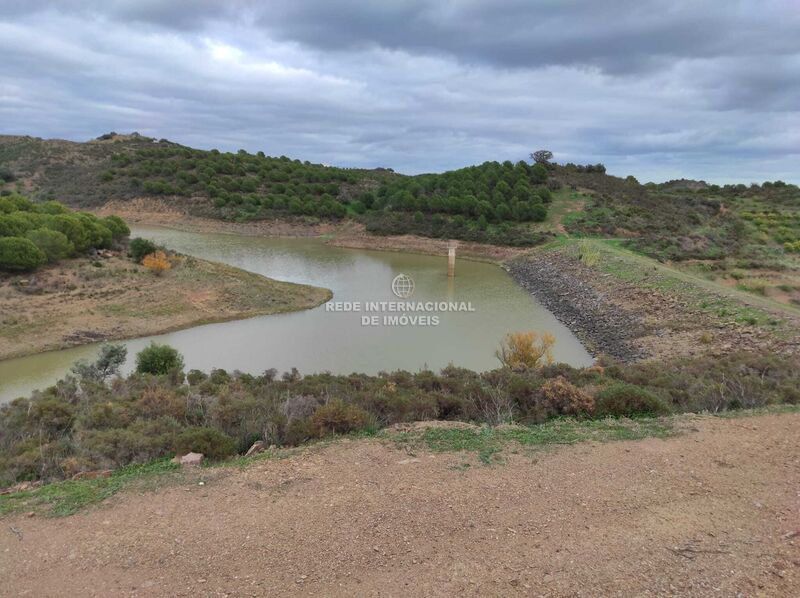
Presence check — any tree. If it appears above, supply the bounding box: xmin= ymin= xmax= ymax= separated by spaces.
xmin=129 ymin=237 xmax=157 ymax=262
xmin=71 ymin=343 xmax=128 ymax=383
xmin=142 ymin=250 xmax=171 ymax=275
xmin=530 ymin=150 xmax=553 ymax=165
xmin=495 ymin=331 xmax=555 ymax=369
xmin=25 ymin=228 xmax=74 ymax=262
xmin=0 ymin=237 xmax=46 ymax=271
xmin=102 ymin=215 xmax=130 ymax=241
xmin=530 ymin=203 xmax=547 ymax=222
xmin=135 ymin=343 xmax=184 ymax=375
xmin=48 ymin=214 xmax=90 ymax=252
xmin=530 ymin=163 xmax=548 ymax=184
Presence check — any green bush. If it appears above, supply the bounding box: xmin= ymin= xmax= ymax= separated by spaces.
xmin=174 ymin=427 xmax=237 ymax=460
xmin=0 ymin=213 xmax=34 ymax=237
xmin=129 ymin=237 xmax=157 ymax=263
xmin=595 ymin=383 xmax=670 ymax=417
xmin=309 ymin=400 xmax=371 ymax=437
xmin=25 ymin=228 xmax=74 ymax=262
xmin=46 ymin=214 xmax=90 ymax=252
xmin=0 ymin=237 xmax=47 ymax=271
xmin=135 ymin=343 xmax=185 ymax=376
xmin=103 ymin=215 xmax=131 ymax=240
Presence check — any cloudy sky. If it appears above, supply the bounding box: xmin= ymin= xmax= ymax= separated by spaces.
xmin=1 ymin=1 xmax=798 ymax=183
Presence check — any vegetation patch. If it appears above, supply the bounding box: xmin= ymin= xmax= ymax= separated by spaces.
xmin=390 ymin=417 xmax=676 ymax=461
xmin=1 ymin=341 xmax=798 ymax=488
xmin=0 ymin=194 xmax=129 ymax=272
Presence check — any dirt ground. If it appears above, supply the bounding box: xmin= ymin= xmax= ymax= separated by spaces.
xmin=2 ymin=412 xmax=798 ymax=597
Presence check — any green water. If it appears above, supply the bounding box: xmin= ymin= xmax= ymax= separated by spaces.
xmin=0 ymin=226 xmax=592 ymax=402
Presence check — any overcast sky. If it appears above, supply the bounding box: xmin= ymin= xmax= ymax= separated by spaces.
xmin=1 ymin=1 xmax=798 ymax=183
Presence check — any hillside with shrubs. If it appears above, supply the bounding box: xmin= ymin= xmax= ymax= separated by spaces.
xmin=3 ymin=134 xmax=799 ymax=289
xmin=0 ymin=135 xmax=553 ymax=246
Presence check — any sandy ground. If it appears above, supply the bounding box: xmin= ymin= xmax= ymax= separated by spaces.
xmin=1 ymin=412 xmax=798 ymax=597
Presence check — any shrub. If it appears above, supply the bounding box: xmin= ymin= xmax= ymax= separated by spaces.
xmin=136 ymin=387 xmax=187 ymax=420
xmin=142 ymin=250 xmax=171 ymax=275
xmin=47 ymin=214 xmax=90 ymax=252
xmin=496 ymin=331 xmax=555 ymax=369
xmin=186 ymin=369 xmax=207 ymax=386
xmin=129 ymin=237 xmax=157 ymax=262
xmin=29 ymin=397 xmax=76 ymax=438
xmin=174 ymin=427 xmax=237 ymax=460
xmin=595 ymin=383 xmax=670 ymax=417
xmin=0 ymin=237 xmax=47 ymax=271
xmin=309 ymin=400 xmax=370 ymax=437
xmin=79 ymin=417 xmax=182 ymax=468
xmin=135 ymin=343 xmax=184 ymax=375
xmin=577 ymin=240 xmax=600 ymax=267
xmin=102 ymin=215 xmax=130 ymax=241
xmin=25 ymin=228 xmax=74 ymax=262
xmin=0 ymin=213 xmax=34 ymax=237
xmin=539 ymin=376 xmax=594 ymax=416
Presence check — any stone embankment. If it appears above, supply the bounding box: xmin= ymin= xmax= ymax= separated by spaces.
xmin=506 ymin=254 xmax=648 ymax=362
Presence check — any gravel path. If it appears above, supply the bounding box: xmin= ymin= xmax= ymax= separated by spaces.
xmin=2 ymin=412 xmax=798 ymax=597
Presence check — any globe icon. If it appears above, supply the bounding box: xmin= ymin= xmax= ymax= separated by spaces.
xmin=391 ymin=273 xmax=415 ymax=298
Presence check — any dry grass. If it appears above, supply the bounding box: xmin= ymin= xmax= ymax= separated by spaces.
xmin=0 ymin=254 xmax=331 ymax=360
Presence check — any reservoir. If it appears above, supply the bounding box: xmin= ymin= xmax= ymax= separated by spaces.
xmin=0 ymin=226 xmax=593 ymax=402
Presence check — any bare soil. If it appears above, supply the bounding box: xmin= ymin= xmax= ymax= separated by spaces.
xmin=2 ymin=412 xmax=798 ymax=597
xmin=0 ymin=253 xmax=330 ymax=360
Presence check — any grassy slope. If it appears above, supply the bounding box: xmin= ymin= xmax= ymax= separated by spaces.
xmin=580 ymin=238 xmax=800 ymax=320
xmin=530 ymin=237 xmax=799 ymax=346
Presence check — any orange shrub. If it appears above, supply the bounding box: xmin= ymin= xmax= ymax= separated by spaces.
xmin=142 ymin=250 xmax=171 ymax=275
xmin=496 ymin=331 xmax=555 ymax=369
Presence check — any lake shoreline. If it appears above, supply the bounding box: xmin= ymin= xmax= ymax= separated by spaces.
xmin=0 ymin=254 xmax=331 ymax=362
xmin=95 ymin=199 xmax=529 ymax=264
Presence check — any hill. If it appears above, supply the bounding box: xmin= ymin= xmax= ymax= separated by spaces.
xmin=0 ymin=134 xmax=553 ymax=246
xmin=3 ymin=134 xmax=800 ymax=303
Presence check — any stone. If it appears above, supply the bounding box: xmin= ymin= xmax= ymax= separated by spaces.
xmin=179 ymin=452 xmax=204 ymax=467
xmin=245 ymin=440 xmax=267 ymax=457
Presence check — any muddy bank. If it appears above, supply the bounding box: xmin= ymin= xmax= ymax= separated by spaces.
xmin=96 ymin=198 xmax=525 ymax=263
xmin=506 ymin=253 xmax=647 ymax=362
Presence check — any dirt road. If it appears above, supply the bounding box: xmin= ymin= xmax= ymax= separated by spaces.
xmin=2 ymin=413 xmax=799 ymax=597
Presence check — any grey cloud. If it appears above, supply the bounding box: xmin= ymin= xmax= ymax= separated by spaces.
xmin=0 ymin=2 xmax=798 ymax=183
